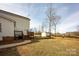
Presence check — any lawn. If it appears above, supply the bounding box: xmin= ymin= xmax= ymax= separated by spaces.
xmin=0 ymin=37 xmax=79 ymax=56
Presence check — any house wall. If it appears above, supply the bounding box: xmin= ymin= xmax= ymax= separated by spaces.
xmin=0 ymin=12 xmax=30 ymax=36
xmin=0 ymin=17 xmax=14 ymax=41
xmin=14 ymin=17 xmax=30 ymax=35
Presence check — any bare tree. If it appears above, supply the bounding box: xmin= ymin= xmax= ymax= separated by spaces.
xmin=41 ymin=21 xmax=47 ymax=32
xmin=41 ymin=24 xmax=44 ymax=32
xmin=46 ymin=4 xmax=60 ymax=37
xmin=77 ymin=25 xmax=79 ymax=31
xmin=52 ymin=15 xmax=60 ymax=36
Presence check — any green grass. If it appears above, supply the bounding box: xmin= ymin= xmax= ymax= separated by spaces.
xmin=0 ymin=37 xmax=79 ymax=56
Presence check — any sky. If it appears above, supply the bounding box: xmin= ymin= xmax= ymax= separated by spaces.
xmin=0 ymin=3 xmax=79 ymax=33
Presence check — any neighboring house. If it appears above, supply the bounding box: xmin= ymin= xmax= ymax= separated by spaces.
xmin=65 ymin=31 xmax=79 ymax=37
xmin=0 ymin=9 xmax=30 ymax=41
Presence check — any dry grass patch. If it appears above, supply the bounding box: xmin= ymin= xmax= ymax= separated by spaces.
xmin=0 ymin=37 xmax=79 ymax=56
xmin=15 ymin=37 xmax=79 ymax=56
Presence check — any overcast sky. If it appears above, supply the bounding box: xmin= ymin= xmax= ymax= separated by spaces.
xmin=0 ymin=3 xmax=79 ymax=33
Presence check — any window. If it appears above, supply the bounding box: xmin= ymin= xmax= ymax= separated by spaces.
xmin=0 ymin=23 xmax=1 ymax=32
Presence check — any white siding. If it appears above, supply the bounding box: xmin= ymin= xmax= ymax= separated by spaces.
xmin=0 ymin=12 xmax=30 ymax=35
xmin=14 ymin=17 xmax=30 ymax=35
xmin=0 ymin=17 xmax=14 ymax=40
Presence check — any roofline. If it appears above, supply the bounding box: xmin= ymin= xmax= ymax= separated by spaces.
xmin=0 ymin=9 xmax=30 ymax=21
xmin=0 ymin=15 xmax=16 ymax=23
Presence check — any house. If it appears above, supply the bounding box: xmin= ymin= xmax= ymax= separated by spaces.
xmin=0 ymin=9 xmax=30 ymax=41
xmin=65 ymin=32 xmax=79 ymax=37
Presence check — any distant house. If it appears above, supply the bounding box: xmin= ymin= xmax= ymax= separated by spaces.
xmin=0 ymin=10 xmax=30 ymax=41
xmin=65 ymin=32 xmax=79 ymax=37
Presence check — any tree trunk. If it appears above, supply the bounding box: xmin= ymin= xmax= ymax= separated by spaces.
xmin=49 ymin=21 xmax=51 ymax=38
xmin=55 ymin=25 xmax=56 ymax=37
